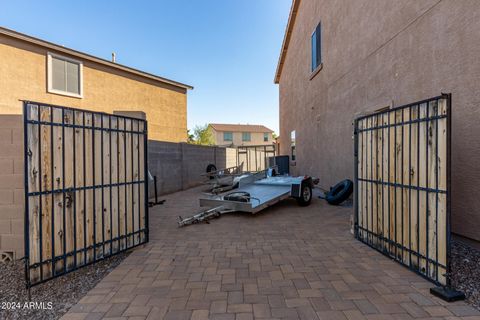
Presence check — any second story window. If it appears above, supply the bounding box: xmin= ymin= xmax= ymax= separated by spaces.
xmin=264 ymin=133 xmax=269 ymax=142
xmin=242 ymin=132 xmax=251 ymax=142
xmin=311 ymin=22 xmax=322 ymax=72
xmin=223 ymin=132 xmax=233 ymax=141
xmin=48 ymin=52 xmax=83 ymax=98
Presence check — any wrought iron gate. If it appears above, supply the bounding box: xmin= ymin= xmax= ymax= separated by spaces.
xmin=23 ymin=101 xmax=149 ymax=287
xmin=354 ymin=94 xmax=451 ymax=286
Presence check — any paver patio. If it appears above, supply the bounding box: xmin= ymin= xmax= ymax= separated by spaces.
xmin=61 ymin=186 xmax=480 ymax=320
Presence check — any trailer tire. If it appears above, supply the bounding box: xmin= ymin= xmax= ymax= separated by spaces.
xmin=326 ymin=179 xmax=353 ymax=205
xmin=296 ymin=184 xmax=312 ymax=206
xmin=206 ymin=164 xmax=217 ymax=180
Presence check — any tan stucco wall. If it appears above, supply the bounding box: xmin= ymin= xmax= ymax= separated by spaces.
xmin=0 ymin=34 xmax=187 ymax=142
xmin=211 ymin=129 xmax=273 ymax=147
xmin=278 ymin=0 xmax=480 ymax=241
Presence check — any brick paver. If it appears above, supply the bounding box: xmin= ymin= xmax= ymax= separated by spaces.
xmin=61 ymin=187 xmax=480 ymax=320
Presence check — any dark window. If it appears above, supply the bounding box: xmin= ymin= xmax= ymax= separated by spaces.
xmin=223 ymin=132 xmax=233 ymax=141
xmin=264 ymin=133 xmax=269 ymax=142
xmin=242 ymin=132 xmax=251 ymax=142
xmin=291 ymin=130 xmax=296 ymax=161
xmin=311 ymin=22 xmax=322 ymax=72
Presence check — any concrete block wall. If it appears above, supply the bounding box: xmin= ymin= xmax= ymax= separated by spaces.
xmin=148 ymin=141 xmax=237 ymax=196
xmin=0 ymin=115 xmax=24 ymax=259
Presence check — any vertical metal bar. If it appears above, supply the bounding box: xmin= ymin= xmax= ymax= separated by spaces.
xmin=83 ymin=112 xmax=87 ymax=266
xmin=368 ymin=117 xmax=375 ymax=245
xmin=109 ymin=115 xmax=113 ymax=256
xmin=92 ymin=114 xmax=96 ymax=262
xmin=117 ymin=118 xmax=121 ymax=251
xmin=73 ymin=112 xmax=77 ymax=269
xmin=353 ymin=119 xmax=359 ymax=239
xmin=144 ymin=120 xmax=149 ymax=243
xmin=388 ymin=111 xmax=391 ymax=255
xmin=401 ymin=108 xmax=404 ymax=262
xmin=23 ymin=102 xmax=31 ymax=289
xmin=425 ymin=102 xmax=430 ymax=277
xmin=38 ymin=105 xmax=43 ymax=282
xmin=417 ymin=103 xmax=420 ymax=271
xmin=394 ymin=109 xmax=397 ymax=260
xmin=381 ymin=114 xmax=385 ymax=251
xmin=409 ymin=106 xmax=412 ymax=266
xmin=137 ymin=122 xmax=141 ymax=244
xmin=101 ymin=116 xmax=105 ymax=258
xmin=62 ymin=108 xmax=67 ymax=274
xmin=124 ymin=118 xmax=128 ymax=248
xmin=435 ymin=99 xmax=439 ymax=282
xmin=445 ymin=93 xmax=452 ymax=287
xmin=131 ymin=120 xmax=134 ymax=245
xmin=50 ymin=106 xmax=55 ymax=276
xmin=375 ymin=115 xmax=379 ymax=245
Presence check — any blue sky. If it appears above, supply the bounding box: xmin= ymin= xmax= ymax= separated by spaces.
xmin=0 ymin=0 xmax=291 ymax=134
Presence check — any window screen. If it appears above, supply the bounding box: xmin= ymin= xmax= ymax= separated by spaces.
xmin=264 ymin=133 xmax=269 ymax=142
xmin=50 ymin=54 xmax=82 ymax=96
xmin=311 ymin=22 xmax=322 ymax=72
xmin=242 ymin=132 xmax=251 ymax=142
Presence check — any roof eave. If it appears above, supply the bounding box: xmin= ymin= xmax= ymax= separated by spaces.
xmin=274 ymin=0 xmax=301 ymax=84
xmin=0 ymin=26 xmax=193 ymax=91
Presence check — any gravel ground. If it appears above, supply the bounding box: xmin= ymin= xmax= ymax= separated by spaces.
xmin=451 ymin=239 xmax=480 ymax=310
xmin=0 ymin=252 xmax=129 ymax=320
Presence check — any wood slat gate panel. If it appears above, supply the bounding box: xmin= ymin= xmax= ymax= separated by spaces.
xmin=354 ymin=94 xmax=450 ymax=286
xmin=24 ymin=101 xmax=149 ymax=287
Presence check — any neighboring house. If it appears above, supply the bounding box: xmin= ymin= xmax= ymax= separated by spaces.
xmin=0 ymin=26 xmax=193 ymax=142
xmin=275 ymin=0 xmax=480 ymax=242
xmin=208 ymin=123 xmax=274 ymax=147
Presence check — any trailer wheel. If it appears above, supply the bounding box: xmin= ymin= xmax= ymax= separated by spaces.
xmin=296 ymin=184 xmax=312 ymax=206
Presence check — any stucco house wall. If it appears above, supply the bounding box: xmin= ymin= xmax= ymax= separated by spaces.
xmin=0 ymin=28 xmax=190 ymax=142
xmin=276 ymin=0 xmax=480 ymax=241
xmin=211 ymin=130 xmax=273 ymax=147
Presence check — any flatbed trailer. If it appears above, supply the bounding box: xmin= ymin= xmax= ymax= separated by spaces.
xmin=178 ymin=170 xmax=313 ymax=226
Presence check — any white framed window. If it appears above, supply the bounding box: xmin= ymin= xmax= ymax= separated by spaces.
xmin=47 ymin=52 xmax=83 ymax=98
xmin=263 ymin=132 xmax=269 ymax=142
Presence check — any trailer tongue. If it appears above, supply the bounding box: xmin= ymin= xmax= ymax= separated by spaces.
xmin=178 ymin=170 xmax=313 ymax=227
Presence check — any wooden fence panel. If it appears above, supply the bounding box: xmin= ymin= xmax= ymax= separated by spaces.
xmin=24 ymin=102 xmax=148 ymax=287
xmin=354 ymin=95 xmax=450 ymax=286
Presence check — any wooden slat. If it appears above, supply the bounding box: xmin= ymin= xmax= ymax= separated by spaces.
xmin=63 ymin=109 xmax=75 ymax=270
xmin=93 ymin=114 xmax=103 ymax=259
xmin=125 ymin=119 xmax=133 ymax=247
xmin=39 ymin=105 xmax=52 ymax=279
xmin=84 ymin=112 xmax=94 ymax=264
xmin=118 ymin=118 xmax=126 ymax=250
xmin=102 ymin=114 xmax=112 ymax=256
xmin=418 ymin=103 xmax=428 ymax=276
xmin=111 ymin=117 xmax=119 ymax=253
xmin=74 ymin=111 xmax=85 ymax=266
xmin=132 ymin=120 xmax=139 ymax=245
xmin=382 ymin=113 xmax=389 ymax=251
xmin=138 ymin=121 xmax=146 ymax=243
xmin=52 ymin=107 xmax=64 ymax=274
xmin=402 ymin=107 xmax=411 ymax=264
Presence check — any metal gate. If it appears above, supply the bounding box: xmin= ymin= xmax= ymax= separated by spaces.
xmin=23 ymin=101 xmax=148 ymax=287
xmin=237 ymin=145 xmax=276 ymax=172
xmin=354 ymin=94 xmax=451 ymax=286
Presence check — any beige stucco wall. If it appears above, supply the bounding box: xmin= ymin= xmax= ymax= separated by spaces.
xmin=211 ymin=129 xmax=273 ymax=147
xmin=0 ymin=33 xmax=187 ymax=142
xmin=278 ymin=0 xmax=480 ymax=241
